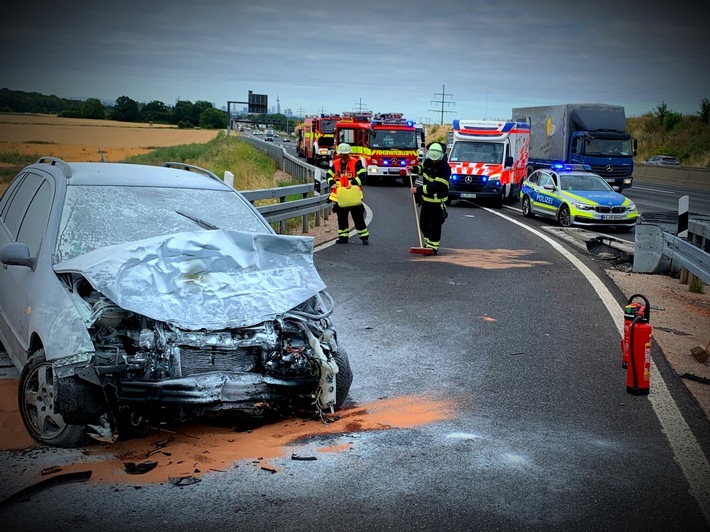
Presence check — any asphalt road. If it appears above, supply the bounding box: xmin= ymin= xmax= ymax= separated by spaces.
xmin=2 ymin=182 xmax=710 ymax=531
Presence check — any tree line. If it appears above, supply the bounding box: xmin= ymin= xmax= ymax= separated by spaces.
xmin=0 ymin=88 xmax=269 ymax=130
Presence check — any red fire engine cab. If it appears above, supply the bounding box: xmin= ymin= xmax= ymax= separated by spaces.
xmin=365 ymin=113 xmax=424 ymax=185
xmin=296 ymin=114 xmax=340 ymax=166
xmin=333 ymin=112 xmax=425 ymax=185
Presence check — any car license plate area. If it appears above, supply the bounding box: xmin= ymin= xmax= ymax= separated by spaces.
xmin=601 ymin=215 xmax=624 ymax=220
xmin=461 ymin=193 xmax=477 ymax=199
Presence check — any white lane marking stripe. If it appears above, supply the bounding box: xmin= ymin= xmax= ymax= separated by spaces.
xmin=487 ymin=207 xmax=710 ymax=523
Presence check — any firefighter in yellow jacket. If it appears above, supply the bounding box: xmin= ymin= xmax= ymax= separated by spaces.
xmin=327 ymin=143 xmax=369 ymax=245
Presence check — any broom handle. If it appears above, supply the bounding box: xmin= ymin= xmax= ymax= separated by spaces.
xmin=409 ymin=172 xmax=425 ymax=249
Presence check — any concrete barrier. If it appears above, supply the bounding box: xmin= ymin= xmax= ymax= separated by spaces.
xmin=633 ymin=165 xmax=710 ymax=190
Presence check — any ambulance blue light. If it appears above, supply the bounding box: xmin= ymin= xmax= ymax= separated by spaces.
xmin=383 ymin=160 xmax=390 ymax=166
xmin=406 ymin=120 xmax=414 ymax=127
xmin=400 ymin=160 xmax=407 ymax=166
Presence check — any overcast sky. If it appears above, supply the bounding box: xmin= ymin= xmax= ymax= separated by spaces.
xmin=1 ymin=0 xmax=707 ymax=123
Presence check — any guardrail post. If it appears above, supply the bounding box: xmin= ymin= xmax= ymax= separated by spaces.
xmin=224 ymin=170 xmax=234 ymax=189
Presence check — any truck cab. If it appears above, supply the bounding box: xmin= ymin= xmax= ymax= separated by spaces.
xmin=568 ymin=132 xmax=637 ymax=189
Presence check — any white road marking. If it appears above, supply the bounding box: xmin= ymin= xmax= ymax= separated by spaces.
xmin=487 ymin=206 xmax=710 ymax=524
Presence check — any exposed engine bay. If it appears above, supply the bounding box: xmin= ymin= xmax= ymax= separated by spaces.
xmin=57 ymin=273 xmax=352 ymax=439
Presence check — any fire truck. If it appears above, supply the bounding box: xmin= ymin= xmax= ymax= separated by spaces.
xmin=334 ymin=112 xmax=424 ymax=185
xmin=296 ymin=114 xmax=340 ymax=166
xmin=333 ymin=111 xmax=372 ymax=159
xmin=447 ymin=119 xmax=530 ymax=208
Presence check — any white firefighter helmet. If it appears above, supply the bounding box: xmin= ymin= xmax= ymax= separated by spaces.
xmin=427 ymin=143 xmax=444 ymax=161
xmin=336 ymin=143 xmax=352 ymax=155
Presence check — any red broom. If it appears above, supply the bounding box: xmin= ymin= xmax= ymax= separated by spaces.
xmin=408 ymin=172 xmax=435 ymax=255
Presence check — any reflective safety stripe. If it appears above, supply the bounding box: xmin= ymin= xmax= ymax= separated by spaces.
xmin=422 ymin=196 xmax=446 ymax=204
xmin=424 ymin=237 xmax=439 ymax=250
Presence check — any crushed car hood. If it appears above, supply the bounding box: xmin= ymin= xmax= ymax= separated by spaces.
xmin=55 ymin=229 xmax=326 ymax=330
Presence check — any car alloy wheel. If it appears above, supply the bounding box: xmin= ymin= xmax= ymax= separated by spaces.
xmin=558 ymin=204 xmax=572 ymax=227
xmin=19 ymin=349 xmax=87 ymax=447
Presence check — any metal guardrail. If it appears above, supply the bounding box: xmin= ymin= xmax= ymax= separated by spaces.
xmin=233 ymin=134 xmax=331 ymax=236
xmin=635 ymin=215 xmax=710 ymax=287
xmin=633 ymin=165 xmax=710 ymax=191
xmin=664 ymin=220 xmax=710 ymax=286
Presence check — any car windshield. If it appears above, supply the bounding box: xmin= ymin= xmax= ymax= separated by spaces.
xmin=55 ymin=185 xmax=271 ymax=262
xmin=560 ymin=174 xmax=614 ymax=192
xmin=448 ymin=141 xmax=503 ymax=164
xmin=369 ymin=129 xmax=418 ymax=149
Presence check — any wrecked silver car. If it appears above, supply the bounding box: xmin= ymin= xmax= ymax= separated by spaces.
xmin=0 ymin=158 xmax=352 ymax=447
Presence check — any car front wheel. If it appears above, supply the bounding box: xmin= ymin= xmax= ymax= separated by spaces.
xmin=19 ymin=349 xmax=87 ymax=447
xmin=558 ymin=204 xmax=572 ymax=227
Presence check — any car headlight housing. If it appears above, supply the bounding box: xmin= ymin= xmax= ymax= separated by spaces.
xmin=626 ymin=202 xmax=637 ymax=212
xmin=572 ymin=202 xmax=595 ymax=211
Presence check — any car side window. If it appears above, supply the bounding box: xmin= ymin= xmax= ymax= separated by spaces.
xmin=528 ymin=173 xmax=539 ymax=185
xmin=0 ymin=172 xmax=27 ymax=220
xmin=538 ymin=173 xmax=553 ymax=188
xmin=2 ymin=172 xmax=44 ymax=240
xmin=17 ymin=179 xmax=52 ymax=256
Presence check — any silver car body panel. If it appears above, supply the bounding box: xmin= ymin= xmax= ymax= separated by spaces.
xmin=54 ymin=229 xmax=325 ymax=330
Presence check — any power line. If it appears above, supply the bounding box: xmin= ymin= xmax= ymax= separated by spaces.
xmin=353 ymin=98 xmax=369 ymax=113
xmin=429 ymin=84 xmax=455 ymax=125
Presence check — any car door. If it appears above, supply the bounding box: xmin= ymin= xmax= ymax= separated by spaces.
xmin=0 ymin=171 xmax=53 ymax=363
xmin=529 ymin=171 xmax=557 ymax=216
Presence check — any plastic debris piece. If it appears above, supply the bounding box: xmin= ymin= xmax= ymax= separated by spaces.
xmin=123 ymin=461 xmax=158 ymax=475
xmin=291 ymin=454 xmax=317 ymax=461
xmin=40 ymin=466 xmax=63 ymax=476
xmin=169 ymin=476 xmax=201 ymax=486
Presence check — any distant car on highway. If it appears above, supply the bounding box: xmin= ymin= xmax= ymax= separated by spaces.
xmin=520 ymin=163 xmax=637 ymax=231
xmin=282 ymin=137 xmax=291 ymax=143
xmin=642 ymin=155 xmax=681 ymax=167
xmin=265 ymin=134 xmax=274 ymax=142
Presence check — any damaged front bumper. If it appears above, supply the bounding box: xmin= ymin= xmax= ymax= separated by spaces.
xmin=114 ymin=372 xmax=319 ymax=406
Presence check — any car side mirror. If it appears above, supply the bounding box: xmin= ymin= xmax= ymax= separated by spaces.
xmin=0 ymin=242 xmax=35 ymax=269
xmin=543 ymin=184 xmax=555 ymax=191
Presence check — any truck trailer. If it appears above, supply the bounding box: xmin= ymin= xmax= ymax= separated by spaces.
xmin=511 ymin=104 xmax=637 ymax=190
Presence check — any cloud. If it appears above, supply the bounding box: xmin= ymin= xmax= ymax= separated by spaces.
xmin=0 ymin=0 xmax=707 ymax=120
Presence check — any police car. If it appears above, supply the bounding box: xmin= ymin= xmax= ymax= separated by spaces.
xmin=520 ymin=164 xmax=638 ymax=231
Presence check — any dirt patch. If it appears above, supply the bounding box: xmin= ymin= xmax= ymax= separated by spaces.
xmin=0 ymin=113 xmax=220 ymax=164
xmin=0 ymin=391 xmax=453 ymax=485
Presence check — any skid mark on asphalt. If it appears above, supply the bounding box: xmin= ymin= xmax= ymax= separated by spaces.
xmin=413 ymin=248 xmax=551 ymax=269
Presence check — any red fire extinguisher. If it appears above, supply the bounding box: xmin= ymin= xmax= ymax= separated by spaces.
xmin=621 ymin=294 xmax=650 ymax=369
xmin=624 ymin=294 xmax=652 ymax=396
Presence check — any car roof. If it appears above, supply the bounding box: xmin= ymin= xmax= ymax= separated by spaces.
xmin=27 ymin=159 xmax=231 ymax=191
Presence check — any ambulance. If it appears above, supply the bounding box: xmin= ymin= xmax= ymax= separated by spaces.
xmin=447 ymin=120 xmax=530 ymax=208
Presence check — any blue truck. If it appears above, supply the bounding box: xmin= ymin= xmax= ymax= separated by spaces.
xmin=512 ymin=104 xmax=637 ymax=190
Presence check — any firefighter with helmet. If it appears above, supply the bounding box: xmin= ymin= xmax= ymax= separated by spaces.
xmin=409 ymin=142 xmax=450 ymax=254
xmin=327 ymin=143 xmax=370 ymax=245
